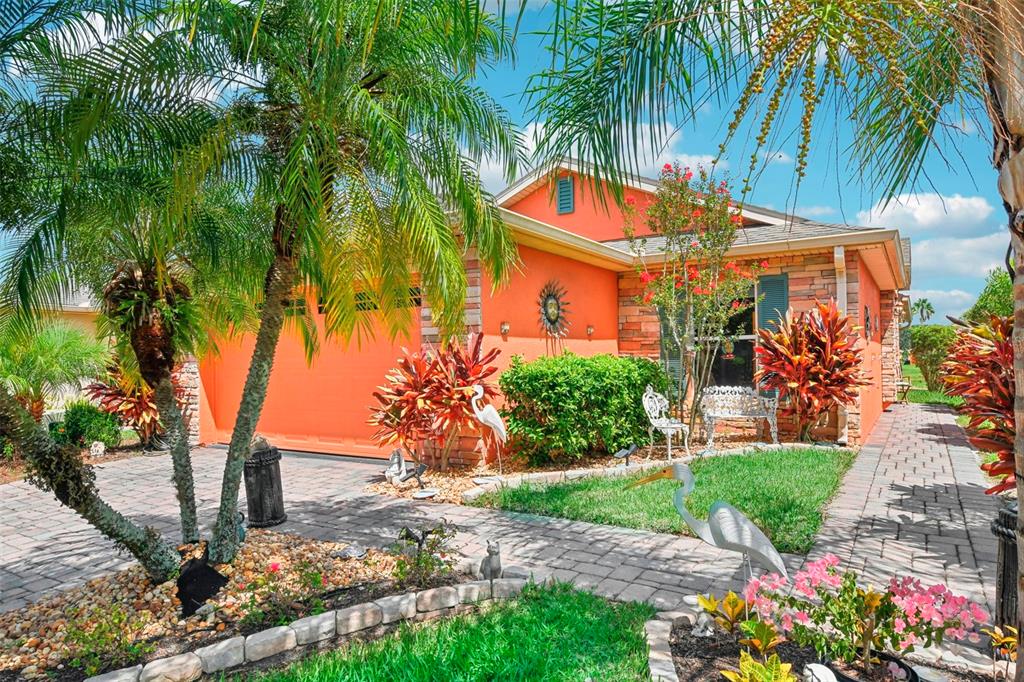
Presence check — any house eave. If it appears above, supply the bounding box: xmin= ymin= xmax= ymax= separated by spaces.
xmin=498 ymin=208 xmax=634 ymax=271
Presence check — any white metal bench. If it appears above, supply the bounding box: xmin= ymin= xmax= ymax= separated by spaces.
xmin=642 ymin=385 xmax=690 ymax=460
xmin=699 ymin=386 xmax=778 ymax=448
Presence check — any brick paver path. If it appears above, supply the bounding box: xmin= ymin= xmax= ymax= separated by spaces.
xmin=0 ymin=403 xmax=1000 ymax=619
xmin=810 ymin=403 xmax=1000 ymax=614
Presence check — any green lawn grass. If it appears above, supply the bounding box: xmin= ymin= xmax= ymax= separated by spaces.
xmin=473 ymin=448 xmax=855 ymax=555
xmin=902 ymin=363 xmax=964 ymax=408
xmin=234 ymin=584 xmax=653 ymax=682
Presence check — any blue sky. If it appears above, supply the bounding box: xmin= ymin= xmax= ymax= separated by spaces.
xmin=476 ymin=5 xmax=1008 ymax=323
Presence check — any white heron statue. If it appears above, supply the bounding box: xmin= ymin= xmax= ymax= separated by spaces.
xmin=628 ymin=462 xmax=788 ymax=579
xmin=470 ymin=385 xmax=507 ymax=475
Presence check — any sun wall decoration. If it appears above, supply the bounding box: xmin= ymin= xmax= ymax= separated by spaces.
xmin=538 ymin=280 xmax=570 ymax=354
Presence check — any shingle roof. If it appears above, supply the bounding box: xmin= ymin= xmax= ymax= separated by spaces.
xmin=600 ymin=221 xmax=889 ymax=255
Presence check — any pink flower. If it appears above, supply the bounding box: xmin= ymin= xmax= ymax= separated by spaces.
xmin=640 ymin=271 xmax=655 ymax=284
xmin=268 ymin=562 xmax=281 ymax=573
xmin=683 ymin=170 xmax=693 ymax=181
xmin=760 ymin=260 xmax=769 ymax=268
xmin=625 ymin=196 xmax=636 ymax=206
xmin=662 ymin=163 xmax=673 ymax=173
xmin=795 ymin=610 xmax=810 ymax=625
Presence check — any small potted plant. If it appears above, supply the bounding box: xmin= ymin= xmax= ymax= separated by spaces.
xmin=745 ymin=555 xmax=987 ymax=681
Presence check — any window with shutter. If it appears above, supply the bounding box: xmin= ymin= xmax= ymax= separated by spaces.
xmin=556 ymin=176 xmax=574 ymax=214
xmin=757 ymin=274 xmax=789 ymax=332
xmin=658 ymin=306 xmax=686 ymax=397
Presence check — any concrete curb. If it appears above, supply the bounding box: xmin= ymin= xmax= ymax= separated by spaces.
xmin=645 ymin=609 xmax=696 ymax=682
xmin=462 ymin=443 xmax=857 ymax=502
xmin=85 ymin=578 xmax=531 ymax=682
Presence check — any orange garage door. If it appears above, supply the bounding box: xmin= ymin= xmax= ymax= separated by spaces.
xmin=199 ymin=318 xmax=420 ymax=459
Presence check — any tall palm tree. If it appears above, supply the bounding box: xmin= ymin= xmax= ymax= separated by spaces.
xmin=1 ymin=0 xmax=262 ymax=563
xmin=0 ymin=318 xmax=109 ymax=421
xmin=161 ymin=0 xmax=523 ymax=562
xmin=912 ymin=298 xmax=935 ymax=324
xmin=532 ymin=0 xmax=1024 ymax=656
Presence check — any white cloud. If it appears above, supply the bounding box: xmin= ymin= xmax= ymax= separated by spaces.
xmin=912 ymin=231 xmax=1007 ymax=278
xmin=473 ymin=120 xmax=727 ymax=193
xmin=796 ymin=205 xmax=836 ymax=218
xmin=907 ymin=288 xmax=978 ymax=323
xmin=856 ymin=193 xmax=996 ymax=238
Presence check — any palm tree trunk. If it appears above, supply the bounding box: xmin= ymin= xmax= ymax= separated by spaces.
xmin=208 ymin=250 xmax=297 ymax=563
xmin=0 ymin=386 xmax=179 ymax=581
xmin=152 ymin=376 xmax=199 ymax=544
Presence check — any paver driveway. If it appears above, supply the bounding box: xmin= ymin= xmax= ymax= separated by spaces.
xmin=0 ymin=403 xmax=1000 ymax=620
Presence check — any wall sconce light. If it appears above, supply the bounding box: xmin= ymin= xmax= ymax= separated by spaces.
xmin=500 ymin=321 xmax=510 ymax=335
xmin=586 ymin=325 xmax=595 ymax=337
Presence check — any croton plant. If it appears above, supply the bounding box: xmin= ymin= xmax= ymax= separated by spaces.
xmin=755 ymin=299 xmax=866 ymax=441
xmin=369 ymin=333 xmax=501 ymax=471
xmin=943 ymin=314 xmax=1015 ymax=494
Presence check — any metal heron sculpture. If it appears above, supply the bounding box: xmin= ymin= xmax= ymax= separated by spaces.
xmin=470 ymin=384 xmax=507 ymax=474
xmin=629 ymin=463 xmax=788 ymax=579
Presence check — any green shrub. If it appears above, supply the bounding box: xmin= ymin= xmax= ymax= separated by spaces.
xmin=0 ymin=437 xmax=14 ymax=461
xmin=964 ymin=269 xmax=1012 ymax=322
xmin=63 ymin=400 xmax=121 ymax=448
xmin=908 ymin=325 xmax=956 ymax=391
xmin=66 ymin=604 xmax=154 ymax=676
xmin=499 ymin=353 xmax=670 ymax=464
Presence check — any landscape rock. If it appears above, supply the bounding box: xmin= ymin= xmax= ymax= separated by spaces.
xmin=289 ymin=611 xmax=336 ymax=645
xmin=194 ymin=636 xmax=244 ymax=673
xmin=244 ymin=626 xmax=296 ymax=662
xmin=501 ymin=565 xmax=530 ymax=580
xmin=85 ymin=665 xmax=142 ymax=682
xmin=491 ymin=578 xmax=527 ymax=599
xmin=336 ymin=603 xmax=383 ymax=634
xmin=416 ymin=586 xmax=459 ymax=612
xmin=139 ymin=653 xmax=202 ymax=682
xmin=375 ymin=593 xmax=417 ymax=623
xmin=457 ymin=581 xmax=491 ymax=603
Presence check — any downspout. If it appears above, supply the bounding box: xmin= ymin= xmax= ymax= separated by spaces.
xmin=834 ymin=246 xmax=849 ymax=445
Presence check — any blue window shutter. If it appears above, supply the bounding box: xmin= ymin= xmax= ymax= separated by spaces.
xmin=757 ymin=274 xmax=789 ymax=332
xmin=556 ymin=176 xmax=574 ymax=214
xmin=657 ymin=306 xmax=686 ymax=397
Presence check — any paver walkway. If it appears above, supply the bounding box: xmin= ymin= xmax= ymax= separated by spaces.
xmin=0 ymin=403 xmax=1001 ymax=620
xmin=810 ymin=403 xmax=1000 ymax=614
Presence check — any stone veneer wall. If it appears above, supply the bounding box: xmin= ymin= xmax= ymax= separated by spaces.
xmin=616 ymin=248 xmax=893 ymax=445
xmin=879 ymin=291 xmax=902 ymax=404
xmin=419 ymin=247 xmax=488 ymax=468
xmin=172 ymin=358 xmax=201 ymax=446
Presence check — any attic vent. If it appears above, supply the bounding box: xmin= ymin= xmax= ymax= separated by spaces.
xmin=556 ymin=176 xmax=574 ymax=214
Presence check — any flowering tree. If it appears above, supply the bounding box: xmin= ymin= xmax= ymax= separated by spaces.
xmin=625 ymin=164 xmax=760 ymax=425
xmin=369 ymin=334 xmax=501 ymax=471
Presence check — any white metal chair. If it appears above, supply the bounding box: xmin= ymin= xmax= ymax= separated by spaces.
xmin=642 ymin=385 xmax=690 ymax=460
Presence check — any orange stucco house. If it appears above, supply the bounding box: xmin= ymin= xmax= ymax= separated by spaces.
xmin=186 ymin=162 xmax=911 ymax=459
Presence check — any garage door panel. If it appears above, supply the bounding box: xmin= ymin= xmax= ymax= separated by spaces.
xmin=200 ymin=318 xmax=419 ymax=458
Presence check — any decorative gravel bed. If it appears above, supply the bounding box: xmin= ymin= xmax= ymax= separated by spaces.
xmin=0 ymin=530 xmax=413 ymax=680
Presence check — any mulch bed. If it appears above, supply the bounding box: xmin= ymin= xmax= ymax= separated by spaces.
xmin=367 ymin=428 xmax=770 ymax=505
xmin=670 ymin=619 xmax=993 ymax=681
xmin=0 ymin=529 xmax=459 ymax=681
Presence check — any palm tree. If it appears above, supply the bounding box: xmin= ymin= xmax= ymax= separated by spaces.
xmin=160 ymin=0 xmax=523 ymax=563
xmin=532 ymin=0 xmax=1024 ymax=658
xmin=0 ymin=319 xmax=109 ymax=421
xmin=912 ymin=298 xmax=935 ymax=324
xmin=0 ymin=0 xmax=259 ymax=568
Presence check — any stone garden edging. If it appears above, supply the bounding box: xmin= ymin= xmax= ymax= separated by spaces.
xmin=84 ymin=578 xmax=532 ymax=682
xmin=645 ymin=609 xmax=696 ymax=682
xmin=461 ymin=443 xmax=858 ymax=503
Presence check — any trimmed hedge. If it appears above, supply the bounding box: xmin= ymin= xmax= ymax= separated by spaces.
xmin=499 ymin=353 xmax=670 ymax=465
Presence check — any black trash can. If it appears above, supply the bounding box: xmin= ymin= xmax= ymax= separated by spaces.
xmin=244 ymin=441 xmax=287 ymax=528
xmin=990 ymin=501 xmax=1018 ymax=628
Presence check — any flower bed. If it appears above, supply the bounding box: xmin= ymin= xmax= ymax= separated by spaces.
xmin=0 ymin=530 xmax=416 ymax=679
